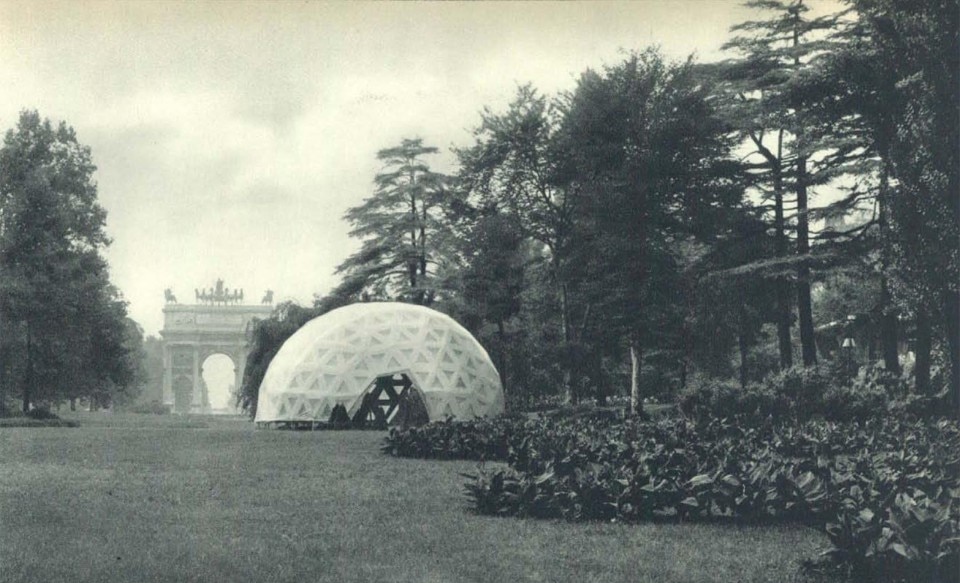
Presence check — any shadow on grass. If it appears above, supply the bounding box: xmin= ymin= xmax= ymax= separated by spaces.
xmin=0 ymin=418 xmax=79 ymax=428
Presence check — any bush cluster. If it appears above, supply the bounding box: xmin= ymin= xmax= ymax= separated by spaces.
xmin=678 ymin=364 xmax=944 ymax=424
xmin=381 ymin=416 xmax=525 ymax=460
xmin=127 ymin=401 xmax=171 ymax=415
xmin=385 ymin=415 xmax=960 ymax=582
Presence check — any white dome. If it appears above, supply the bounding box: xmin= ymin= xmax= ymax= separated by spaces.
xmin=254 ymin=302 xmax=505 ymax=423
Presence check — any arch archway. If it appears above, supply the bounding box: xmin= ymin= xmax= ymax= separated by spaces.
xmin=201 ymin=353 xmax=239 ymax=413
xmin=160 ymin=282 xmax=273 ymax=414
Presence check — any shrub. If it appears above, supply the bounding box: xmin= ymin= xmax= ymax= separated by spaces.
xmin=822 ymin=381 xmax=888 ymax=422
xmin=128 ymin=401 xmax=171 ymax=415
xmin=381 ymin=416 xmax=525 ymax=461
xmin=679 ymin=363 xmax=941 ymax=425
xmin=760 ymin=365 xmax=835 ymax=420
xmin=25 ymin=407 xmax=60 ymax=420
xmin=390 ymin=415 xmax=960 ymax=582
xmin=678 ymin=375 xmax=790 ymax=424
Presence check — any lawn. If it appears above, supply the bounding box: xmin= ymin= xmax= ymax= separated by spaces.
xmin=0 ymin=413 xmax=835 ymax=583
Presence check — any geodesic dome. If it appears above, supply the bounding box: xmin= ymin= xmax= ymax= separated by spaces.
xmin=254 ymin=302 xmax=504 ymax=424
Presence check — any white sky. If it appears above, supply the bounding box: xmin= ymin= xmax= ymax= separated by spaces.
xmin=0 ymin=0 xmax=841 ymax=337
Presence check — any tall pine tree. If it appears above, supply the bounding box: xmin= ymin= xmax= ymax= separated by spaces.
xmin=336 ymin=139 xmax=451 ymax=306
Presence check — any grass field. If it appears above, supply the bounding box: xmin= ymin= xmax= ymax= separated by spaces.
xmin=0 ymin=413 xmax=835 ymax=583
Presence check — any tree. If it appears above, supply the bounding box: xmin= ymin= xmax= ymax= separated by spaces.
xmin=843 ymin=0 xmax=960 ymax=406
xmin=721 ymin=0 xmax=851 ymax=368
xmin=691 ymin=213 xmax=778 ymax=388
xmin=335 ymin=139 xmax=452 ymax=306
xmin=440 ymin=205 xmax=525 ymax=397
xmin=457 ymin=86 xmax=586 ymax=402
xmin=0 ymin=110 xmax=127 ymax=412
xmin=560 ymin=50 xmax=742 ymax=413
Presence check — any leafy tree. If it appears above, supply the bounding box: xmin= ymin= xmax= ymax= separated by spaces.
xmin=690 ymin=213 xmax=778 ymax=388
xmin=0 ymin=110 xmax=133 ymax=412
xmin=841 ymin=0 xmax=959 ymax=407
xmin=138 ymin=335 xmax=166 ymax=405
xmin=457 ymin=86 xmax=585 ymax=402
xmin=335 ymin=139 xmax=452 ymax=306
xmin=439 ymin=204 xmax=525 ymax=397
xmin=806 ymin=0 xmax=959 ymax=403
xmin=560 ymin=50 xmax=742 ymax=412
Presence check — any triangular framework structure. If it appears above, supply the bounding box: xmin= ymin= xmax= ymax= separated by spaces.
xmin=350 ymin=372 xmax=414 ymax=426
xmin=254 ymin=302 xmax=505 ymax=424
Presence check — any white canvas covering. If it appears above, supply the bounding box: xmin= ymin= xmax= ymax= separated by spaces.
xmin=254 ymin=302 xmax=505 ymax=423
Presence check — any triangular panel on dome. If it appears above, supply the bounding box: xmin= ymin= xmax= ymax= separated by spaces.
xmin=318 ymin=400 xmax=333 ymax=418
xmin=353 ymin=357 xmax=370 ymax=372
xmin=301 ymin=347 xmax=324 ymax=366
xmin=386 ymin=355 xmax=404 ymax=370
xmin=320 ymin=373 xmax=338 ymax=388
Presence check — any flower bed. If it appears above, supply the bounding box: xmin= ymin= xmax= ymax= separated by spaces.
xmin=384 ymin=415 xmax=960 ymax=582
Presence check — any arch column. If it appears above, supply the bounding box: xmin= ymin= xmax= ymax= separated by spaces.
xmin=161 ymin=342 xmax=173 ymax=406
xmin=234 ymin=349 xmax=246 ymax=409
xmin=191 ymin=345 xmax=203 ymax=412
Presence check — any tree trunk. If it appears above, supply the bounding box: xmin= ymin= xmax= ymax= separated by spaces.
xmin=629 ymin=336 xmax=644 ymax=416
xmin=0 ymin=312 xmax=5 ymax=415
xmin=914 ymin=309 xmax=932 ymax=395
xmin=795 ymin=153 xmax=817 ymax=366
xmin=879 ymin=285 xmax=901 ymax=375
xmin=419 ymin=201 xmax=429 ymax=305
xmin=408 ymin=180 xmax=420 ymax=303
xmin=559 ymin=279 xmax=575 ymax=404
xmin=773 ymin=164 xmax=793 ymax=369
xmin=496 ymin=319 xmax=508 ymax=398
xmin=70 ymin=397 xmax=77 ymax=412
xmin=943 ymin=289 xmax=960 ymax=414
xmin=737 ymin=330 xmax=750 ymax=389
xmin=680 ymin=303 xmax=692 ymax=391
xmin=591 ymin=351 xmax=606 ymax=406
xmin=22 ymin=322 xmax=32 ymax=413
xmin=790 ymin=11 xmax=816 ymax=367
xmin=877 ymin=164 xmax=901 ymax=375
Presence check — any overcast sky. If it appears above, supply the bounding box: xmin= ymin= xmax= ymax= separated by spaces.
xmin=0 ymin=0 xmax=839 ymax=339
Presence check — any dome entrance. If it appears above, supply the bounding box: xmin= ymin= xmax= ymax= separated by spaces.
xmin=350 ymin=372 xmax=415 ymax=427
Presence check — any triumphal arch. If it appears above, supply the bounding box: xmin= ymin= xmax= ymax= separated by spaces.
xmin=160 ymin=280 xmax=273 ymax=414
